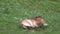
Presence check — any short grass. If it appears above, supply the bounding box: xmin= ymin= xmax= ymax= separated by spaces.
xmin=0 ymin=0 xmax=60 ymax=34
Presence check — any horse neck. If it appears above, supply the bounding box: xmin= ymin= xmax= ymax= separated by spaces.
xmin=33 ymin=20 xmax=40 ymax=24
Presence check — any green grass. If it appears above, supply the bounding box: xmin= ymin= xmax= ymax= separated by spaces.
xmin=0 ymin=0 xmax=60 ymax=34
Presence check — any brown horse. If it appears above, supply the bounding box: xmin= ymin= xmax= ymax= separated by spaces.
xmin=20 ymin=16 xmax=48 ymax=32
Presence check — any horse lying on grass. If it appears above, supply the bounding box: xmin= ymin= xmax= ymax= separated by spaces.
xmin=19 ymin=16 xmax=48 ymax=32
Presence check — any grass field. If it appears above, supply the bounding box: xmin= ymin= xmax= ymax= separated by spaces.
xmin=0 ymin=0 xmax=60 ymax=34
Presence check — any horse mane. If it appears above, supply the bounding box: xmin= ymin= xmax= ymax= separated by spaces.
xmin=35 ymin=16 xmax=43 ymax=18
xmin=31 ymin=16 xmax=43 ymax=20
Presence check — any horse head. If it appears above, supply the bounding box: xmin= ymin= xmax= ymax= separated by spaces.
xmin=33 ymin=16 xmax=48 ymax=29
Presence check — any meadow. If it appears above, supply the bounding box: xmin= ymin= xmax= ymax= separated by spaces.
xmin=0 ymin=0 xmax=60 ymax=34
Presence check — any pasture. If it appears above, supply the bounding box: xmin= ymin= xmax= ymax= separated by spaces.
xmin=0 ymin=0 xmax=60 ymax=34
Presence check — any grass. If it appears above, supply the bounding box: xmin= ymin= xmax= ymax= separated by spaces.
xmin=0 ymin=0 xmax=60 ymax=34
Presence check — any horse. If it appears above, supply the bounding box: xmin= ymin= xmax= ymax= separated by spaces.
xmin=20 ymin=16 xmax=48 ymax=32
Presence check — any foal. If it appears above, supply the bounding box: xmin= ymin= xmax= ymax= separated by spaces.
xmin=20 ymin=16 xmax=48 ymax=32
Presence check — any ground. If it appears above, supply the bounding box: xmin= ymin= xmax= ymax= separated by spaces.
xmin=0 ymin=0 xmax=60 ymax=34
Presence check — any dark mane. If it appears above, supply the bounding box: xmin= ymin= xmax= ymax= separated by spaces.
xmin=32 ymin=16 xmax=43 ymax=20
xmin=35 ymin=16 xmax=43 ymax=18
